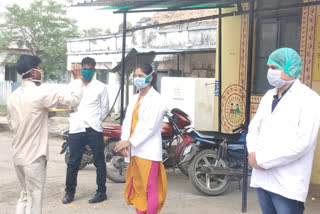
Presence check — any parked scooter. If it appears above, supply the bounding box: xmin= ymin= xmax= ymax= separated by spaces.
xmin=180 ymin=124 xmax=250 ymax=196
xmin=60 ymin=108 xmax=194 ymax=183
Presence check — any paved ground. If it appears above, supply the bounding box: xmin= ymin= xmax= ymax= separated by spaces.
xmin=0 ymin=117 xmax=320 ymax=214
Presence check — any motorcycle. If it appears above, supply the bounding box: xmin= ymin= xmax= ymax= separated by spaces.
xmin=60 ymin=108 xmax=194 ymax=183
xmin=104 ymin=108 xmax=194 ymax=183
xmin=180 ymin=124 xmax=250 ymax=196
xmin=60 ymin=128 xmax=110 ymax=170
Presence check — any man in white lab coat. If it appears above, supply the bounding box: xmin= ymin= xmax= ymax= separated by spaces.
xmin=247 ymin=48 xmax=320 ymax=214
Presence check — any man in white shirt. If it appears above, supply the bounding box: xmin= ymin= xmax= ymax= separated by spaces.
xmin=247 ymin=48 xmax=320 ymax=214
xmin=7 ymin=54 xmax=84 ymax=214
xmin=62 ymin=57 xmax=109 ymax=204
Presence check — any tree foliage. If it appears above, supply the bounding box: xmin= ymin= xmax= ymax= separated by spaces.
xmin=118 ymin=21 xmax=133 ymax=33
xmin=0 ymin=0 xmax=79 ymax=81
xmin=82 ymin=27 xmax=111 ymax=37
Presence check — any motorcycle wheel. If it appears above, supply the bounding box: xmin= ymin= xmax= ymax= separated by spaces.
xmin=188 ymin=149 xmax=230 ymax=196
xmin=177 ymin=146 xmax=189 ymax=176
xmin=64 ymin=148 xmax=88 ymax=170
xmin=105 ymin=141 xmax=127 ymax=183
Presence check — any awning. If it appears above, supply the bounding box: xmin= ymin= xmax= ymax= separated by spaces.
xmin=108 ymin=46 xmax=215 ymax=73
xmin=109 ymin=48 xmax=156 ymax=73
xmin=71 ymin=0 xmax=237 ymax=12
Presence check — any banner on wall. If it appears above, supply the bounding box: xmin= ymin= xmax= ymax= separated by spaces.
xmin=313 ymin=15 xmax=320 ymax=81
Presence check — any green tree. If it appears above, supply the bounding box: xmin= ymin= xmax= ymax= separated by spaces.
xmin=81 ymin=27 xmax=112 ymax=37
xmin=104 ymin=28 xmax=112 ymax=34
xmin=118 ymin=21 xmax=133 ymax=33
xmin=82 ymin=28 xmax=104 ymax=37
xmin=0 ymin=0 xmax=79 ymax=81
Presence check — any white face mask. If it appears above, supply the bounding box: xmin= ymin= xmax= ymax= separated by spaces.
xmin=267 ymin=68 xmax=286 ymax=88
xmin=133 ymin=71 xmax=154 ymax=89
xmin=22 ymin=68 xmax=44 ymax=84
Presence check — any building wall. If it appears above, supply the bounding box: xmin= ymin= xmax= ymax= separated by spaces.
xmin=216 ymin=4 xmax=320 ymax=184
xmin=66 ymin=25 xmax=217 ymax=115
xmin=310 ymin=5 xmax=320 ymax=184
xmin=0 ymin=50 xmax=28 ymax=83
xmin=214 ymin=8 xmax=243 ymax=133
xmin=0 ymin=66 xmax=5 ymax=81
xmin=312 ymin=79 xmax=320 ymax=183
xmin=156 ymin=53 xmax=215 ymax=78
xmin=183 ymin=53 xmax=216 ymax=78
xmin=67 ymin=25 xmax=216 ymax=58
xmin=0 ymin=52 xmax=7 ymax=81
xmin=66 ymin=25 xmax=217 ymax=77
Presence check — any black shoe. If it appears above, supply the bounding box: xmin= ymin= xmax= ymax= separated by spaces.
xmin=88 ymin=192 xmax=107 ymax=203
xmin=62 ymin=193 xmax=74 ymax=204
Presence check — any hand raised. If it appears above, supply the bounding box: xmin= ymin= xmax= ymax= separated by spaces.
xmin=71 ymin=63 xmax=82 ymax=80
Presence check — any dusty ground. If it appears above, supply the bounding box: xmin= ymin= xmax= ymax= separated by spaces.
xmin=0 ymin=117 xmax=320 ymax=214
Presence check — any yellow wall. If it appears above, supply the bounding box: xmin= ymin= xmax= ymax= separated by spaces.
xmin=311 ymin=14 xmax=320 ymax=184
xmin=311 ymin=81 xmax=320 ymax=184
xmin=214 ymin=8 xmax=242 ymax=130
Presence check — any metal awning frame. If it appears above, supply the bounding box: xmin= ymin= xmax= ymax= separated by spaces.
xmin=71 ymin=0 xmax=246 ymax=10
xmin=111 ymin=0 xmax=248 ymax=13
xmin=116 ymin=1 xmax=248 ymax=211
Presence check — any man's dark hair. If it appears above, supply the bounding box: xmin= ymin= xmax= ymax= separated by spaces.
xmin=136 ymin=63 xmax=157 ymax=90
xmin=81 ymin=57 xmax=96 ymax=67
xmin=16 ymin=55 xmax=41 ymax=79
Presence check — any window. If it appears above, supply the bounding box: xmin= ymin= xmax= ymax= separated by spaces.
xmin=169 ymin=69 xmax=182 ymax=77
xmin=96 ymin=70 xmax=109 ymax=84
xmin=5 ymin=65 xmax=17 ymax=82
xmin=253 ymin=0 xmax=301 ymax=94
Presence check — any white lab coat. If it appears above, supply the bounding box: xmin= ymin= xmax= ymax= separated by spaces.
xmin=121 ymin=87 xmax=166 ymax=161
xmin=247 ymin=79 xmax=320 ymax=202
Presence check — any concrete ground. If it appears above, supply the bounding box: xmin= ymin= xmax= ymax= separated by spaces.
xmin=0 ymin=117 xmax=319 ymax=214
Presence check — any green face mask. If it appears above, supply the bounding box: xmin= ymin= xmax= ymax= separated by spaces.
xmin=82 ymin=68 xmax=95 ymax=80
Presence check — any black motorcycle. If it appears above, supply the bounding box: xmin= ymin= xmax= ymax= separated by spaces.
xmin=180 ymin=125 xmax=250 ymax=196
xmin=60 ymin=128 xmax=100 ymax=170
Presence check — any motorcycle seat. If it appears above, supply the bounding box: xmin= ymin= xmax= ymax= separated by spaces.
xmin=192 ymin=129 xmax=241 ymax=142
xmin=102 ymin=125 xmax=121 ymax=130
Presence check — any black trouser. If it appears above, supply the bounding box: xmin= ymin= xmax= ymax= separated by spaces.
xmin=65 ymin=128 xmax=106 ymax=194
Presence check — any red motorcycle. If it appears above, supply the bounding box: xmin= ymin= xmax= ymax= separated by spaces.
xmin=61 ymin=108 xmax=194 ymax=183
xmin=104 ymin=108 xmax=194 ymax=183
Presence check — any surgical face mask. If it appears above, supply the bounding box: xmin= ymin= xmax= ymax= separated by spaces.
xmin=82 ymin=68 xmax=95 ymax=80
xmin=267 ymin=68 xmax=286 ymax=88
xmin=22 ymin=68 xmax=44 ymax=84
xmin=33 ymin=68 xmax=44 ymax=83
xmin=134 ymin=71 xmax=154 ymax=89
